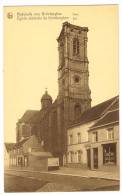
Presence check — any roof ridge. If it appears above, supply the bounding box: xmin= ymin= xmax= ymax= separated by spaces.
xmin=91 ymin=95 xmax=118 ymax=110
xmin=100 ymin=96 xmax=119 ymax=116
xmin=68 ymin=96 xmax=119 ymax=129
xmin=90 ymin=109 xmax=119 ymax=130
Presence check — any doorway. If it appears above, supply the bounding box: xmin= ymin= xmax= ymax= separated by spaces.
xmin=87 ymin=149 xmax=91 ymax=169
xmin=93 ymin=148 xmax=98 ymax=169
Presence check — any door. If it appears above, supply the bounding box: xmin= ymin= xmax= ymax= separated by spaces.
xmin=87 ymin=149 xmax=91 ymax=169
xmin=93 ymin=148 xmax=98 ymax=169
xmin=18 ymin=157 xmax=23 ymax=167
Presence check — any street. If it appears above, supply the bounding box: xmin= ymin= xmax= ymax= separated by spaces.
xmin=4 ymin=170 xmax=120 ymax=192
xmin=4 ymin=174 xmax=47 ymax=192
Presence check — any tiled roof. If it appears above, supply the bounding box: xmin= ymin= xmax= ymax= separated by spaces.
xmin=17 ymin=98 xmax=58 ymax=124
xmin=14 ymin=137 xmax=30 ymax=148
xmin=29 ymin=109 xmax=47 ymax=123
xmin=18 ymin=110 xmax=39 ymax=123
xmin=90 ymin=109 xmax=119 ymax=130
xmin=69 ymin=96 xmax=118 ymax=128
xmin=108 ymin=99 xmax=119 ymax=111
xmin=5 ymin=143 xmax=15 ymax=151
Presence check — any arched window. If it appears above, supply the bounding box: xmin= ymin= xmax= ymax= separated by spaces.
xmin=73 ymin=38 xmax=79 ymax=55
xmin=74 ymin=104 xmax=81 ymax=120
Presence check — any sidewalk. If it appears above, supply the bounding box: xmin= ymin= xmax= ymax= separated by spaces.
xmin=47 ymin=166 xmax=120 ymax=181
xmin=5 ymin=166 xmax=120 ymax=181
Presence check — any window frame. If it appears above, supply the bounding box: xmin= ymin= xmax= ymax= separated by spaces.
xmin=77 ymin=132 xmax=81 ymax=144
xmin=92 ymin=131 xmax=98 ymax=142
xmin=69 ymin=134 xmax=73 ymax=145
xmin=107 ymin=127 xmax=114 ymax=140
xmin=77 ymin=150 xmax=82 ymax=163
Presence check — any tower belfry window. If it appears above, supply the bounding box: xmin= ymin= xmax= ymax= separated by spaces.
xmin=73 ymin=38 xmax=79 ymax=55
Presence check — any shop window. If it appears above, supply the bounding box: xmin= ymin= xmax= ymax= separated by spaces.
xmin=92 ymin=132 xmax=98 ymax=142
xmin=107 ymin=128 xmax=114 ymax=140
xmin=103 ymin=143 xmax=116 ymax=164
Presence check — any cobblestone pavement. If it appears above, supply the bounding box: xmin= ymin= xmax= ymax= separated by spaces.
xmin=5 ymin=169 xmax=120 ymax=192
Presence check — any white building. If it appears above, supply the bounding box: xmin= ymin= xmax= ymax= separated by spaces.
xmin=67 ymin=96 xmax=118 ymax=168
xmin=87 ymin=103 xmax=119 ymax=170
xmin=4 ymin=143 xmax=15 ymax=169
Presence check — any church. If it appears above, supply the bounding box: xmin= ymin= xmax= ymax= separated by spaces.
xmin=15 ymin=22 xmax=91 ymax=165
xmin=5 ymin=22 xmax=119 ymax=170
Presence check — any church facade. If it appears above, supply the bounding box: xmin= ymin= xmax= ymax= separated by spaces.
xmin=15 ymin=22 xmax=91 ymax=165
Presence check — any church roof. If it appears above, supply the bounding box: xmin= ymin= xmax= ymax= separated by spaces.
xmin=17 ymin=110 xmax=39 ymax=123
xmin=17 ymin=108 xmax=50 ymax=124
xmin=89 ymin=109 xmax=119 ymax=130
xmin=69 ymin=96 xmax=118 ymax=128
xmin=29 ymin=109 xmax=48 ymax=123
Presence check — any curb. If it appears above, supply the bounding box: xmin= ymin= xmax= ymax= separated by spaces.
xmin=5 ymin=169 xmax=120 ymax=181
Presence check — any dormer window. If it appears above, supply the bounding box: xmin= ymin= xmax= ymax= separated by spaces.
xmin=73 ymin=38 xmax=79 ymax=55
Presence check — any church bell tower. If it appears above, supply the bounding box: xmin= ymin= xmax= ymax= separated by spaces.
xmin=57 ymin=22 xmax=91 ymax=123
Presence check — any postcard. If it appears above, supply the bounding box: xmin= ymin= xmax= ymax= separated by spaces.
xmin=4 ymin=4 xmax=119 ymax=192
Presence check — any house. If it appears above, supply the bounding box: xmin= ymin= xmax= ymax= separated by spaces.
xmin=67 ymin=96 xmax=119 ymax=168
xmin=9 ymin=135 xmax=52 ymax=171
xmin=87 ymin=98 xmax=119 ymax=170
xmin=4 ymin=143 xmax=15 ymax=169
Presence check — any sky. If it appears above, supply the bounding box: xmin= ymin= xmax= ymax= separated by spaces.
xmin=4 ymin=5 xmax=119 ymax=143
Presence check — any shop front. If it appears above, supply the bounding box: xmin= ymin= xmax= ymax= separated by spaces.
xmin=103 ymin=143 xmax=116 ymax=165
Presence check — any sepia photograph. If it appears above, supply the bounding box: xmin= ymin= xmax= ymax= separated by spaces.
xmin=3 ymin=4 xmax=119 ymax=192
